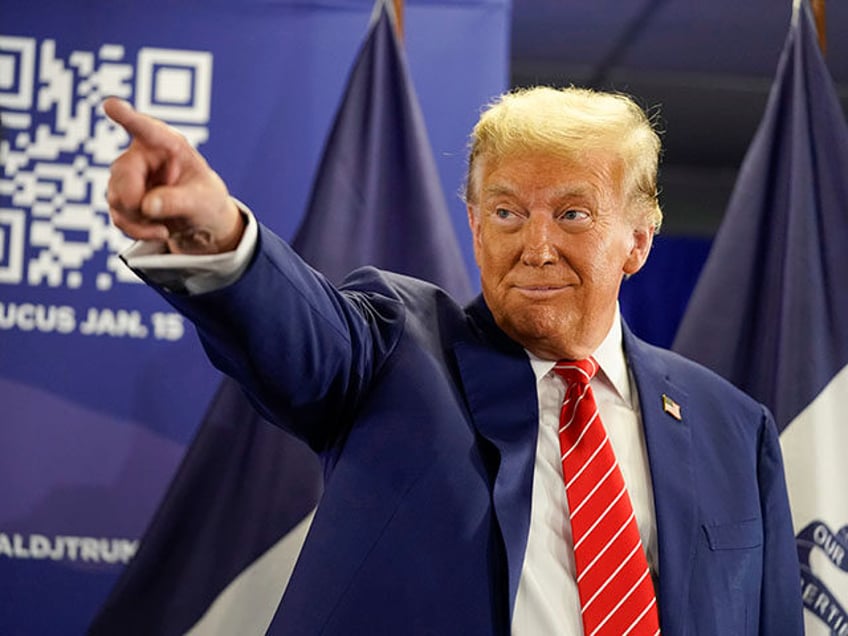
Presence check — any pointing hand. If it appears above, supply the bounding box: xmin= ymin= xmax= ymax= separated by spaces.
xmin=103 ymin=98 xmax=244 ymax=255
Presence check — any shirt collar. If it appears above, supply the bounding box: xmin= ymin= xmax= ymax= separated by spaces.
xmin=527 ymin=307 xmax=631 ymax=406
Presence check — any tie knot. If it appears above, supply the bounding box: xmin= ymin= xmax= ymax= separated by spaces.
xmin=553 ymin=357 xmax=599 ymax=386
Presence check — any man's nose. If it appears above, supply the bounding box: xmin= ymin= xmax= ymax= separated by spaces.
xmin=521 ymin=215 xmax=559 ymax=266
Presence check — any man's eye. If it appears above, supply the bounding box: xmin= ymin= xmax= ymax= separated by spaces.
xmin=561 ymin=209 xmax=589 ymax=221
xmin=495 ymin=208 xmax=513 ymax=219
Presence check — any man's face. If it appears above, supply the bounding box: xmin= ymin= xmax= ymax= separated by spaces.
xmin=467 ymin=150 xmax=654 ymax=361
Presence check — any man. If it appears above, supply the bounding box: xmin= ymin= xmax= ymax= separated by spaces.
xmin=104 ymin=86 xmax=803 ymax=634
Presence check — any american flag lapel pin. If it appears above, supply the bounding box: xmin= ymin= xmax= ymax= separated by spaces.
xmin=662 ymin=394 xmax=682 ymax=421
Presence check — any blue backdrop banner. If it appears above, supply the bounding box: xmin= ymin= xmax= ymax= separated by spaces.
xmin=0 ymin=1 xmax=509 ymax=633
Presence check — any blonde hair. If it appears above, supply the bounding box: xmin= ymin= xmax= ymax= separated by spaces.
xmin=465 ymin=86 xmax=663 ymax=231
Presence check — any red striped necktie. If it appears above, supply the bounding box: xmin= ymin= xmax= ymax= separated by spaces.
xmin=554 ymin=358 xmax=660 ymax=636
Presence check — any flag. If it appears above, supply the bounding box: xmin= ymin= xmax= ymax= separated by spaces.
xmin=672 ymin=2 xmax=848 ymax=633
xmin=89 ymin=1 xmax=472 ymax=633
xmin=290 ymin=1 xmax=472 ymax=298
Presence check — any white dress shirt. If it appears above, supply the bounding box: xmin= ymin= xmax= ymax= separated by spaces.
xmin=125 ymin=211 xmax=659 ymax=634
xmin=512 ymin=314 xmax=658 ymax=635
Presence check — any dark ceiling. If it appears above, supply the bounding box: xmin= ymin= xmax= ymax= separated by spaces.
xmin=509 ymin=0 xmax=848 ymax=235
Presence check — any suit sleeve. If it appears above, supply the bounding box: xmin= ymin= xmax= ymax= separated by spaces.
xmin=757 ymin=405 xmax=804 ymax=635
xmin=139 ymin=222 xmax=407 ymax=450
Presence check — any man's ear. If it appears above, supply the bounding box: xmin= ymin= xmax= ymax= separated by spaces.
xmin=623 ymin=224 xmax=655 ymax=276
xmin=467 ymin=205 xmax=482 ymax=260
xmin=466 ymin=204 xmax=478 ymax=231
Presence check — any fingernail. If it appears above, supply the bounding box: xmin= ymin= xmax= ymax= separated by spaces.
xmin=147 ymin=196 xmax=162 ymax=217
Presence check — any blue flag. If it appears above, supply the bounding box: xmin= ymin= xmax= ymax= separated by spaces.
xmin=291 ymin=4 xmax=472 ymax=299
xmin=90 ymin=2 xmax=473 ymax=633
xmin=673 ymin=3 xmax=848 ymax=633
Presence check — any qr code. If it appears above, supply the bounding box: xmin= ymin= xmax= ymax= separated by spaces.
xmin=0 ymin=35 xmax=213 ymax=291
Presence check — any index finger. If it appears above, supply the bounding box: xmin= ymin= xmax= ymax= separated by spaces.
xmin=102 ymin=97 xmax=175 ymax=149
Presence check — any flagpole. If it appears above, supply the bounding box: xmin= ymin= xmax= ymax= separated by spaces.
xmin=792 ymin=0 xmax=827 ymax=56
xmin=810 ymin=0 xmax=827 ymax=54
xmin=793 ymin=0 xmax=826 ymax=55
xmin=392 ymin=0 xmax=404 ymax=40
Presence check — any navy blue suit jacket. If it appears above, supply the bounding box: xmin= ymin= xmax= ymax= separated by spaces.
xmin=159 ymin=224 xmax=803 ymax=635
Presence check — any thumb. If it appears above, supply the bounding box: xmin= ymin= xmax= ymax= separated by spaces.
xmin=142 ymin=181 xmax=243 ymax=255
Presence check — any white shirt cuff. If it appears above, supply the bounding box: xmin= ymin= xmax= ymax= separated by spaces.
xmin=122 ymin=200 xmax=259 ymax=295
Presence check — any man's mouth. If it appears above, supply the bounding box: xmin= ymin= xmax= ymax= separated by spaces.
xmin=512 ymin=284 xmax=569 ymax=297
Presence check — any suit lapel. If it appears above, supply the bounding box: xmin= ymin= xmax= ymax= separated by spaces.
xmin=624 ymin=326 xmax=696 ymax=635
xmin=455 ymin=296 xmax=539 ymax=621
xmin=455 ymin=305 xmax=699 ymax=630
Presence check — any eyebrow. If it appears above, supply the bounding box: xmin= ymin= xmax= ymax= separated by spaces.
xmin=482 ymin=183 xmax=595 ymax=200
xmin=482 ymin=184 xmax=518 ymax=197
